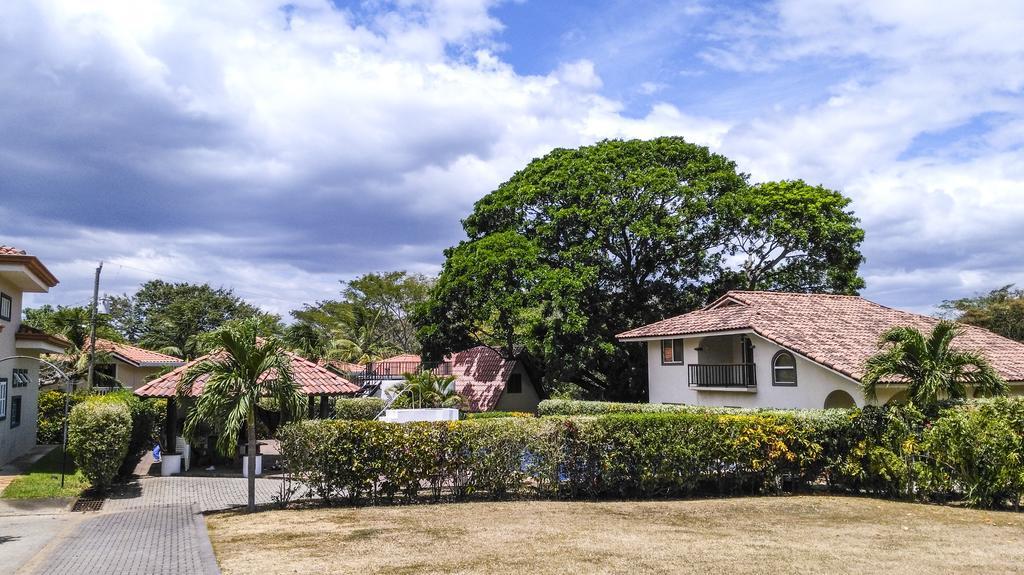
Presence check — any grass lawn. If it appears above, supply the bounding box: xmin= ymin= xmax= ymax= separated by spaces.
xmin=0 ymin=446 xmax=89 ymax=499
xmin=207 ymin=495 xmax=1024 ymax=575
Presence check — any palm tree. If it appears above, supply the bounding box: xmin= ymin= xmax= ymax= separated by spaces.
xmin=177 ymin=318 xmax=305 ymax=512
xmin=392 ymin=371 xmax=462 ymax=409
xmin=861 ymin=320 xmax=1008 ymax=410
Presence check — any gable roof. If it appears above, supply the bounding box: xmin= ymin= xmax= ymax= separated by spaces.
xmin=135 ymin=348 xmax=359 ymax=398
xmin=448 ymin=346 xmax=519 ymax=412
xmin=368 ymin=348 xmax=522 ymax=411
xmin=0 ymin=245 xmax=59 ymax=289
xmin=93 ymin=339 xmax=185 ymax=367
xmin=617 ymin=290 xmax=1024 ymax=383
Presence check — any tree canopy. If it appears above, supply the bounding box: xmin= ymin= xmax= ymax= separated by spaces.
xmin=416 ymin=137 xmax=866 ymax=400
xmin=288 ymin=271 xmax=432 ymax=362
xmin=105 ymin=280 xmax=272 ymax=359
xmin=940 ymin=285 xmax=1024 ymax=342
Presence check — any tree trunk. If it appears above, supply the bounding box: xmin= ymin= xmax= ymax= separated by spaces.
xmin=247 ymin=408 xmax=256 ymax=513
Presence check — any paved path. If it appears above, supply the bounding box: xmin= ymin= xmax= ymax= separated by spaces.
xmin=28 ymin=476 xmax=282 ymax=575
xmin=0 ymin=504 xmax=78 ymax=575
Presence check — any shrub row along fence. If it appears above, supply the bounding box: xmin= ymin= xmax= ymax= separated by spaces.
xmin=283 ymin=398 xmax=1024 ymax=509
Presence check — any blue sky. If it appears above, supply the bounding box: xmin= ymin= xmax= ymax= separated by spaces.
xmin=1 ymin=0 xmax=1023 ymax=316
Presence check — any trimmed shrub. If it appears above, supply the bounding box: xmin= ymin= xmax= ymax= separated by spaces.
xmin=463 ymin=411 xmax=534 ymax=420
xmin=67 ymin=400 xmax=132 ymax=491
xmin=87 ymin=391 xmax=165 ymax=478
xmin=334 ymin=397 xmax=386 ymax=420
xmin=279 ymin=411 xmax=835 ymax=505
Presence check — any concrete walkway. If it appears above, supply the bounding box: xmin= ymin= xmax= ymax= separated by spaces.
xmin=22 ymin=475 xmax=282 ymax=575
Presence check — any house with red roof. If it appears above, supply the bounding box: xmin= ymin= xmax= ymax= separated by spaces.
xmin=361 ymin=346 xmax=542 ymax=412
xmin=87 ymin=338 xmax=185 ymax=390
xmin=0 ymin=246 xmax=65 ymax=465
xmin=617 ymin=290 xmax=1024 ymax=410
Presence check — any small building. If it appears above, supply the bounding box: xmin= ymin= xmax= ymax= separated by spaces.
xmin=0 ymin=246 xmax=65 ymax=465
xmin=134 ymin=348 xmax=360 ymax=454
xmin=359 ymin=347 xmax=542 ymax=413
xmin=90 ymin=338 xmax=185 ymax=390
xmin=617 ymin=290 xmax=1024 ymax=410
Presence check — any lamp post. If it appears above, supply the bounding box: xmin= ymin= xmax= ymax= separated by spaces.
xmin=0 ymin=356 xmax=73 ymax=487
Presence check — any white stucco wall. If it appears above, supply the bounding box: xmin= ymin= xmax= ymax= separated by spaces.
xmin=645 ymin=332 xmax=901 ymax=409
xmin=494 ymin=363 xmax=540 ymax=412
xmin=0 ymin=277 xmax=42 ymax=465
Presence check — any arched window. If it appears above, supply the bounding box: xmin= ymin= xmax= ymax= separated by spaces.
xmin=824 ymin=390 xmax=856 ymax=409
xmin=772 ymin=351 xmax=797 ymax=386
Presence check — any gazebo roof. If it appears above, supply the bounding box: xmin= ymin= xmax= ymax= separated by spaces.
xmin=134 ymin=349 xmax=359 ymax=398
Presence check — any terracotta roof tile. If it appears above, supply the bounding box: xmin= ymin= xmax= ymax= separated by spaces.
xmin=0 ymin=246 xmax=28 ymax=255
xmin=135 ymin=348 xmax=359 ymax=398
xmin=617 ymin=290 xmax=1024 ymax=383
xmin=93 ymin=339 xmax=184 ymax=367
xmin=447 ymin=347 xmax=518 ymax=412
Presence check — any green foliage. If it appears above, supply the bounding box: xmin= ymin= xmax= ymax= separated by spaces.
xmin=105 ymin=279 xmax=271 ymax=358
xmin=36 ymin=390 xmax=86 ymax=444
xmin=89 ymin=391 xmax=165 ymax=478
xmin=334 ymin=397 xmax=386 ymax=420
xmin=940 ymin=285 xmax=1024 ymax=342
xmin=67 ymin=399 xmax=132 ymax=491
xmin=861 ymin=321 xmax=1008 ymax=411
xmin=180 ymin=318 xmax=306 ymax=457
xmin=417 ymin=137 xmax=865 ymax=401
xmin=719 ymin=180 xmax=865 ymax=293
xmin=390 ymin=371 xmax=463 ymax=409
xmin=278 ymin=412 xmax=836 ymax=505
xmin=22 ymin=304 xmax=120 ymax=348
xmin=921 ymin=398 xmax=1024 ymax=507
xmin=463 ymin=411 xmax=534 ymax=420
xmin=289 ymin=271 xmax=433 ymax=362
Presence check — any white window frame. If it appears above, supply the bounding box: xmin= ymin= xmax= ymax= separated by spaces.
xmin=772 ymin=351 xmax=798 ymax=386
xmin=661 ymin=339 xmax=685 ymax=364
xmin=0 ymin=377 xmax=7 ymax=419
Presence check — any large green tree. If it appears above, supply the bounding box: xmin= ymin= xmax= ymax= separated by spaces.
xmin=940 ymin=285 xmax=1024 ymax=342
xmin=417 ymin=137 xmax=866 ymax=400
xmin=288 ymin=271 xmax=432 ymax=362
xmin=719 ymin=180 xmax=865 ymax=293
xmin=105 ymin=280 xmax=271 ymax=358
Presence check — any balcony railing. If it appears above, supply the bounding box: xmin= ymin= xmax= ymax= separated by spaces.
xmin=688 ymin=363 xmax=757 ymax=388
xmin=361 ymin=360 xmax=453 ymax=381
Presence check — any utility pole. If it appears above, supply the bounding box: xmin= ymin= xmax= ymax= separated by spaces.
xmin=87 ymin=262 xmax=103 ymax=389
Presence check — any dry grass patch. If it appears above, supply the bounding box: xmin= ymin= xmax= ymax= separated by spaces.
xmin=207 ymin=496 xmax=1024 ymax=575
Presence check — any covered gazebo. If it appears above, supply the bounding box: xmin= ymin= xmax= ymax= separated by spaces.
xmin=135 ymin=350 xmax=359 ymax=456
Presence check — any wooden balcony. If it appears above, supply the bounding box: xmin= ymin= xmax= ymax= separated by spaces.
xmin=688 ymin=363 xmax=757 ymax=388
xmin=361 ymin=360 xmax=453 ymax=381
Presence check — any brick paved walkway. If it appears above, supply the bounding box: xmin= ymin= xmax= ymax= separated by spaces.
xmin=30 ymin=476 xmax=282 ymax=575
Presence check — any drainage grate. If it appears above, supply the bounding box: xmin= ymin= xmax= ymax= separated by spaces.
xmin=71 ymin=497 xmax=104 ymax=512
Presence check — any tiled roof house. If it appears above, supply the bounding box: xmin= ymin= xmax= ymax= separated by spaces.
xmin=617 ymin=290 xmax=1024 ymax=409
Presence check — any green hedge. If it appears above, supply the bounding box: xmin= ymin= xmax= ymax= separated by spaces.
xmin=334 ymin=397 xmax=385 ymax=420
xmin=280 ymin=399 xmax=1024 ymax=509
xmin=463 ymin=411 xmax=534 ymax=420
xmin=279 ymin=411 xmax=835 ymax=505
xmin=67 ymin=400 xmax=132 ymax=491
